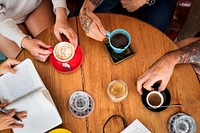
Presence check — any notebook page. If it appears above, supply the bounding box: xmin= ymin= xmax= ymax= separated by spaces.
xmin=0 ymin=58 xmax=45 ymax=102
xmin=5 ymin=89 xmax=62 ymax=133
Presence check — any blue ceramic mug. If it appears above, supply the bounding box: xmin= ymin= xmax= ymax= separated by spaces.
xmin=106 ymin=29 xmax=131 ymax=54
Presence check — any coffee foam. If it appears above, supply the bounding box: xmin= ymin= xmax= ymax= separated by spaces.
xmin=54 ymin=42 xmax=74 ymax=62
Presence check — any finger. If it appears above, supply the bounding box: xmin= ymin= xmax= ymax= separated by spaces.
xmin=37 ymin=40 xmax=51 ymax=49
xmin=37 ymin=48 xmax=52 ymax=55
xmin=60 ymin=29 xmax=74 ymax=45
xmin=6 ymin=67 xmax=17 ymax=74
xmin=36 ymin=54 xmax=49 ymax=62
xmin=158 ymin=79 xmax=169 ymax=92
xmin=6 ymin=58 xmax=20 ymax=66
xmin=54 ymin=31 xmax=62 ymax=42
xmin=0 ymin=102 xmax=8 ymax=107
xmin=95 ymin=20 xmax=106 ymax=36
xmin=143 ymin=78 xmax=157 ymax=91
xmin=8 ymin=123 xmax=24 ymax=129
xmin=16 ymin=111 xmax=27 ymax=119
xmin=136 ymin=79 xmax=144 ymax=95
xmin=7 ymin=110 xmax=16 ymax=118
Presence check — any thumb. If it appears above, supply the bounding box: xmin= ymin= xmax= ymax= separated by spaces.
xmin=54 ymin=31 xmax=62 ymax=42
xmin=95 ymin=20 xmax=106 ymax=36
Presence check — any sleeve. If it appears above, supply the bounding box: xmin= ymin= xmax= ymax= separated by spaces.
xmin=0 ymin=5 xmax=28 ymax=48
xmin=51 ymin=0 xmax=70 ymax=15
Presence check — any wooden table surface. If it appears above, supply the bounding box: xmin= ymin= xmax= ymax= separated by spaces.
xmin=2 ymin=13 xmax=200 ymax=133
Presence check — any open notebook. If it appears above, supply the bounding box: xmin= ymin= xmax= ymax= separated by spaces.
xmin=0 ymin=58 xmax=62 ymax=133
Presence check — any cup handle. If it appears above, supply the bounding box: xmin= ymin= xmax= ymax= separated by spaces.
xmin=106 ymin=31 xmax=111 ymax=38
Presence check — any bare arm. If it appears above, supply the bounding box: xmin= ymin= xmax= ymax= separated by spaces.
xmin=137 ymin=39 xmax=200 ymax=95
xmin=79 ymin=0 xmax=106 ymax=41
xmin=177 ymin=39 xmax=200 ymax=66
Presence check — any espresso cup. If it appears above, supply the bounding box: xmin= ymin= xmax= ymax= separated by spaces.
xmin=146 ymin=91 xmax=164 ymax=108
xmin=106 ymin=29 xmax=131 ymax=54
xmin=53 ymin=42 xmax=75 ymax=62
xmin=107 ymin=80 xmax=128 ymax=102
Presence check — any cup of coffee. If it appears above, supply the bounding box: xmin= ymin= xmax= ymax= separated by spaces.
xmin=107 ymin=80 xmax=128 ymax=102
xmin=53 ymin=42 xmax=75 ymax=62
xmin=106 ymin=29 xmax=131 ymax=54
xmin=146 ymin=91 xmax=164 ymax=108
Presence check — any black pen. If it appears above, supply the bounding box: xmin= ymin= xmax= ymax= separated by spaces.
xmin=0 ymin=107 xmax=22 ymax=122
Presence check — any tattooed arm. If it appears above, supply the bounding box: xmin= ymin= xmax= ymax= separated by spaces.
xmin=79 ymin=0 xmax=106 ymax=41
xmin=137 ymin=39 xmax=200 ymax=95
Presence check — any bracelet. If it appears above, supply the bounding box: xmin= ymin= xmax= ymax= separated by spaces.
xmin=146 ymin=0 xmax=156 ymax=6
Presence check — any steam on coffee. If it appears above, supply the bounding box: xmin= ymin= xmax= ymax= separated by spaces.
xmin=111 ymin=33 xmax=129 ymax=49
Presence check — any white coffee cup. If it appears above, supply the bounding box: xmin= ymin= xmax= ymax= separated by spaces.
xmin=146 ymin=91 xmax=164 ymax=108
xmin=53 ymin=42 xmax=75 ymax=62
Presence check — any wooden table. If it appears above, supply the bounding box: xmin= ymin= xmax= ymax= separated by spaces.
xmin=3 ymin=13 xmax=200 ymax=133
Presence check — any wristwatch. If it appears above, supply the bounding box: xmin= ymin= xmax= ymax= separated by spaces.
xmin=146 ymin=0 xmax=156 ymax=6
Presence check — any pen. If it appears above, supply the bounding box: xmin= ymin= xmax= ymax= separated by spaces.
xmin=0 ymin=107 xmax=22 ymax=122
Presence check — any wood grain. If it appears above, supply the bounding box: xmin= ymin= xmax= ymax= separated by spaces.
xmin=1 ymin=14 xmax=199 ymax=133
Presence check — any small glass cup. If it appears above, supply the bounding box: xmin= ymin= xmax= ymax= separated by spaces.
xmin=107 ymin=80 xmax=128 ymax=102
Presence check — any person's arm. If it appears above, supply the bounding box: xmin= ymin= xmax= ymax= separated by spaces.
xmin=120 ymin=0 xmax=147 ymax=12
xmin=0 ymin=4 xmax=52 ymax=62
xmin=79 ymin=0 xmax=106 ymax=41
xmin=137 ymin=39 xmax=200 ymax=95
xmin=0 ymin=4 xmax=28 ymax=48
xmin=51 ymin=0 xmax=78 ymax=48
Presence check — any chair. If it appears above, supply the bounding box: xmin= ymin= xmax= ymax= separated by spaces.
xmin=166 ymin=0 xmax=193 ymax=41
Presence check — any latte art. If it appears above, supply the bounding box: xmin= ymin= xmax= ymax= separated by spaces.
xmin=53 ymin=42 xmax=75 ymax=62
xmin=55 ymin=45 xmax=73 ymax=60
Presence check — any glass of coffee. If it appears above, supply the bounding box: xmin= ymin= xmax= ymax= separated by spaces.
xmin=53 ymin=42 xmax=75 ymax=62
xmin=107 ymin=80 xmax=128 ymax=102
xmin=146 ymin=91 xmax=164 ymax=108
xmin=106 ymin=29 xmax=131 ymax=54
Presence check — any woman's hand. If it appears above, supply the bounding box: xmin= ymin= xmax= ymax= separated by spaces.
xmin=54 ymin=7 xmax=78 ymax=49
xmin=0 ymin=103 xmax=27 ymax=131
xmin=0 ymin=58 xmax=20 ymax=75
xmin=22 ymin=37 xmax=52 ymax=62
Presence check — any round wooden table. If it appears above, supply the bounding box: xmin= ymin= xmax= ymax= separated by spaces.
xmin=4 ymin=13 xmax=199 ymax=133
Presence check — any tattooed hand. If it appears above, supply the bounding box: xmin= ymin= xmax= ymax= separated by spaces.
xmin=121 ymin=0 xmax=146 ymax=12
xmin=79 ymin=8 xmax=106 ymax=41
xmin=137 ymin=38 xmax=200 ymax=95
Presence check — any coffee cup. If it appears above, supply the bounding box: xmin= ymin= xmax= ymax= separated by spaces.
xmin=107 ymin=80 xmax=128 ymax=102
xmin=53 ymin=42 xmax=75 ymax=62
xmin=106 ymin=29 xmax=131 ymax=54
xmin=146 ymin=91 xmax=164 ymax=108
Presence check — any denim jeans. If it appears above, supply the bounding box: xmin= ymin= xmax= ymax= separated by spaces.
xmin=75 ymin=0 xmax=176 ymax=33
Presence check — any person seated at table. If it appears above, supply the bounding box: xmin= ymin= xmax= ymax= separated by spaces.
xmin=137 ymin=37 xmax=200 ymax=95
xmin=0 ymin=0 xmax=78 ymax=62
xmin=78 ymin=0 xmax=175 ymax=41
xmin=0 ymin=58 xmax=27 ymax=130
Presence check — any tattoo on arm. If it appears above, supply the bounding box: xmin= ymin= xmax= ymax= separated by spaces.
xmin=79 ymin=8 xmax=93 ymax=33
xmin=89 ymin=0 xmax=104 ymax=8
xmin=178 ymin=39 xmax=200 ymax=66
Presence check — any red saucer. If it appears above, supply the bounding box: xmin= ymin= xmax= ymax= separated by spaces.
xmin=50 ymin=45 xmax=83 ymax=73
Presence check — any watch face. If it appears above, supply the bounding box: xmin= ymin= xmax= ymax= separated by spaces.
xmin=146 ymin=0 xmax=156 ymax=6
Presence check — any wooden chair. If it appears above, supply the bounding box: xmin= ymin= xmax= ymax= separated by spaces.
xmin=167 ymin=0 xmax=193 ymax=41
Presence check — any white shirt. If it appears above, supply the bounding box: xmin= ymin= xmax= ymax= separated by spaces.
xmin=0 ymin=0 xmax=70 ymax=48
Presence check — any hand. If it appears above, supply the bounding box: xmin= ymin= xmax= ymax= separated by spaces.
xmin=137 ymin=53 xmax=178 ymax=95
xmin=79 ymin=8 xmax=106 ymax=41
xmin=0 ymin=103 xmax=27 ymax=131
xmin=22 ymin=37 xmax=52 ymax=62
xmin=0 ymin=58 xmax=20 ymax=75
xmin=54 ymin=7 xmax=78 ymax=49
xmin=121 ymin=0 xmax=146 ymax=12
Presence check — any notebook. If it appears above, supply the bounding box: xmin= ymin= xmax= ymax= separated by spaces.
xmin=0 ymin=58 xmax=62 ymax=133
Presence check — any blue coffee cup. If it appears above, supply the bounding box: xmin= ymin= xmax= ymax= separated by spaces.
xmin=106 ymin=29 xmax=131 ymax=54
